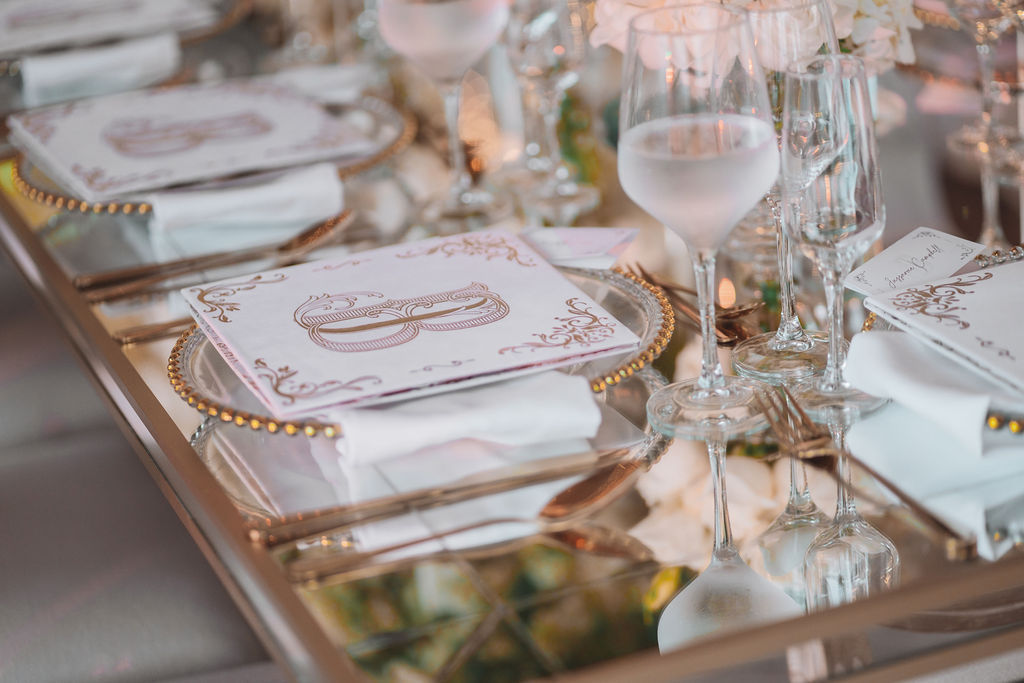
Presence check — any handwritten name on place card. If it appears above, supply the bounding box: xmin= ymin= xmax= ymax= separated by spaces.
xmin=846 ymin=227 xmax=984 ymax=296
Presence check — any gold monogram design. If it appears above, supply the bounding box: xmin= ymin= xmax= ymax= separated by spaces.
xmin=396 ymin=234 xmax=536 ymax=266
xmin=294 ymin=283 xmax=510 ymax=353
xmin=888 ymin=271 xmax=994 ymax=329
xmin=191 ymin=273 xmax=288 ymax=323
xmin=102 ymin=112 xmax=274 ymax=158
xmin=253 ymin=359 xmax=381 ymax=405
xmin=500 ymin=298 xmax=617 ymax=354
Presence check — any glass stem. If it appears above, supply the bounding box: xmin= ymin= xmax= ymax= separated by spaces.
xmin=518 ymin=85 xmax=549 ymax=174
xmin=827 ymin=417 xmax=857 ymax=519
xmin=707 ymin=434 xmax=736 ymax=558
xmin=976 ymin=41 xmax=1008 ymax=248
xmin=439 ymin=81 xmax=473 ymax=204
xmin=820 ymin=265 xmax=846 ymax=393
xmin=787 ymin=455 xmax=815 ymax=512
xmin=691 ymin=249 xmax=724 ymax=390
xmin=536 ymin=87 xmax=570 ymax=185
xmin=772 ymin=195 xmax=806 ymax=343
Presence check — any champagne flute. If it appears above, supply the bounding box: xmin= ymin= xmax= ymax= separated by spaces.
xmin=377 ymin=0 xmax=512 ymax=233
xmin=782 ymin=55 xmax=886 ymax=418
xmin=505 ymin=0 xmax=600 ymax=225
xmin=730 ymin=0 xmax=838 ymax=384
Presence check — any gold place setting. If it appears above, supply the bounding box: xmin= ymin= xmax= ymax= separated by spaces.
xmin=4 ymin=0 xmax=1024 ymax=680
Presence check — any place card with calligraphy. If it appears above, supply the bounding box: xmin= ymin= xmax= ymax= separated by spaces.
xmin=865 ymin=259 xmax=1024 ymax=396
xmin=181 ymin=230 xmax=641 ymax=418
xmin=846 ymin=227 xmax=984 ymax=296
xmin=7 ymin=81 xmax=377 ymax=202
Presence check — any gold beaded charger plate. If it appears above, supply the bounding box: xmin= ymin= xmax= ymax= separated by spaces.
xmin=169 ymin=267 xmax=674 ymax=438
xmin=189 ymin=363 xmax=668 ymax=525
xmin=11 ymin=95 xmax=416 ymax=216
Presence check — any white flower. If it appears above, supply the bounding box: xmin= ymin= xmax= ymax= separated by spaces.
xmin=591 ymin=0 xmax=921 ymax=70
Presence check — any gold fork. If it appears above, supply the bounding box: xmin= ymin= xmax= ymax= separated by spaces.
xmin=757 ymin=387 xmax=978 ymax=562
xmin=625 ymin=262 xmax=762 ymax=346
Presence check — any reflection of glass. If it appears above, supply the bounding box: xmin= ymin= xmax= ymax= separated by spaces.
xmin=377 ymin=0 xmax=512 ymax=232
xmin=504 ymin=0 xmax=600 ymax=225
xmin=804 ymin=410 xmax=899 ymax=611
xmin=658 ymin=438 xmax=802 ymax=652
xmin=730 ymin=0 xmax=837 ymax=385
xmin=756 ymin=453 xmax=828 ymax=608
xmin=618 ymin=5 xmax=775 ymax=441
xmin=783 ymin=55 xmax=886 ymax=417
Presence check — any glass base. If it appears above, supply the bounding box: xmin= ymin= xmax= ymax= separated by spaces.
xmin=786 ymin=377 xmax=887 ymax=423
xmin=646 ymin=375 xmax=768 ymax=440
xmin=521 ymin=182 xmax=601 ymax=226
xmin=757 ymin=500 xmax=829 ymax=610
xmin=804 ymin=512 xmax=899 ymax=611
xmin=732 ymin=331 xmax=831 ymax=385
xmin=946 ymin=122 xmax=985 ymax=156
xmin=417 ymin=187 xmax=515 ymax=235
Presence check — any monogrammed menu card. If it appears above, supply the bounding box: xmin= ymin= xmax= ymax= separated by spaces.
xmin=181 ymin=231 xmax=641 ymax=418
xmin=865 ymin=260 xmax=1024 ymax=396
xmin=7 ymin=81 xmax=376 ymax=202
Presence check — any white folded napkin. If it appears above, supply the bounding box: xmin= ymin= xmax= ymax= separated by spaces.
xmin=325 ymin=371 xmax=603 ymax=466
xmin=846 ymin=331 xmax=1024 ymax=458
xmin=20 ymin=33 xmax=181 ymax=108
xmin=215 ymin=396 xmax=644 ymax=559
xmin=847 ymin=403 xmax=1024 ymax=560
xmin=147 ymin=162 xmax=344 ymax=259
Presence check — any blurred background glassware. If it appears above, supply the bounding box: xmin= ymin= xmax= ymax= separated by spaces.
xmin=377 ymin=0 xmax=513 ymax=233
xmin=730 ymin=0 xmax=837 ymax=385
xmin=504 ymin=0 xmax=600 ymax=225
xmin=783 ymin=55 xmax=887 ymax=418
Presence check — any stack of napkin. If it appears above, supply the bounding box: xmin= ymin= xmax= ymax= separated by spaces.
xmin=215 ymin=374 xmax=644 ymax=558
xmin=21 ymin=33 xmax=181 ymax=107
xmin=147 ymin=163 xmax=344 ymax=259
xmin=846 ymin=331 xmax=1024 ymax=559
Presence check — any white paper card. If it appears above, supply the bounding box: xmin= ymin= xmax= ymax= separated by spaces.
xmin=865 ymin=259 xmax=1024 ymax=397
xmin=522 ymin=227 xmax=638 ymax=270
xmin=846 ymin=227 xmax=984 ymax=296
xmin=182 ymin=230 xmax=641 ymax=418
xmin=7 ymin=81 xmax=377 ymax=202
xmin=0 ymin=0 xmax=217 ymax=56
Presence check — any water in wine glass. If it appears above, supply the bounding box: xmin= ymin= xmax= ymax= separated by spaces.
xmin=377 ymin=0 xmax=510 ymax=82
xmin=617 ymin=114 xmax=779 ymax=252
xmin=658 ymin=548 xmax=802 ymax=652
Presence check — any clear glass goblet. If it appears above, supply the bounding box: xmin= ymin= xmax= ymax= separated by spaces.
xmin=782 ymin=55 xmax=887 ymax=417
xmin=504 ymin=0 xmax=600 ymax=225
xmin=618 ymin=4 xmax=777 ymax=441
xmin=377 ymin=0 xmax=513 ymax=233
xmin=730 ymin=0 xmax=838 ymax=384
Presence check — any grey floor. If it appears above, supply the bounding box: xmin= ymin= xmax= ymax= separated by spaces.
xmin=0 ymin=253 xmax=284 ymax=682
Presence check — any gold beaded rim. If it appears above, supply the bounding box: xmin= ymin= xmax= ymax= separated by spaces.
xmin=11 ymin=102 xmax=417 ymax=214
xmin=167 ymin=268 xmax=675 ymax=437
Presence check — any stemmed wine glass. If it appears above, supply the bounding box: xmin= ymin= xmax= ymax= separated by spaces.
xmin=616 ymin=4 xmax=801 ymax=651
xmin=730 ymin=0 xmax=838 ymax=384
xmin=782 ymin=55 xmax=886 ymax=418
xmin=804 ymin=409 xmax=900 ymax=610
xmin=504 ymin=0 xmax=600 ymax=225
xmin=377 ymin=0 xmax=512 ymax=232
